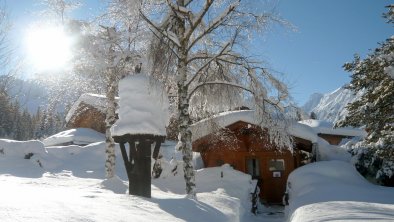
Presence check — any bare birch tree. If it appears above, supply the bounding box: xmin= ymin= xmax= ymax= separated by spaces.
xmin=141 ymin=0 xmax=292 ymax=197
xmin=73 ymin=0 xmax=150 ymax=178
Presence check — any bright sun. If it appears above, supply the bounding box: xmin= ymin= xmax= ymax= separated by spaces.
xmin=25 ymin=25 xmax=73 ymax=71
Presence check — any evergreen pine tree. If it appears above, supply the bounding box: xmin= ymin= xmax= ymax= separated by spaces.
xmin=0 ymin=92 xmax=13 ymax=137
xmin=336 ymin=6 xmax=394 ymax=185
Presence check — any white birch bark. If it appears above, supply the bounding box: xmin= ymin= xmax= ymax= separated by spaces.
xmin=104 ymin=29 xmax=117 ymax=179
xmin=176 ymin=0 xmax=196 ymax=197
xmin=105 ymin=69 xmax=117 ymax=179
xmin=141 ymin=0 xmax=293 ymax=197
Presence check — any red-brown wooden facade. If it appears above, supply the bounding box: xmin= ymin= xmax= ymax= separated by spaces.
xmin=192 ymin=121 xmax=310 ymax=204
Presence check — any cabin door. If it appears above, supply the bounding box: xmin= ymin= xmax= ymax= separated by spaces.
xmin=246 ymin=158 xmax=261 ymax=179
xmin=246 ymin=158 xmax=263 ymax=192
xmin=263 ymin=158 xmax=286 ymax=204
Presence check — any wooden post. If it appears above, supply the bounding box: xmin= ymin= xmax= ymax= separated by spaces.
xmin=114 ymin=134 xmax=164 ymax=198
xmin=137 ymin=138 xmax=152 ymax=197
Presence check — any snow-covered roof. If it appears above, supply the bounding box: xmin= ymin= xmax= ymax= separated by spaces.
xmin=190 ymin=110 xmax=256 ymax=142
xmin=111 ymin=74 xmax=169 ymax=137
xmin=65 ymin=93 xmax=112 ymax=123
xmin=299 ymin=119 xmax=367 ymax=138
xmin=190 ymin=110 xmax=320 ymax=143
xmin=42 ymin=128 xmax=105 ymax=147
xmin=190 ymin=111 xmax=366 ymax=144
xmin=288 ymin=122 xmax=319 ymax=143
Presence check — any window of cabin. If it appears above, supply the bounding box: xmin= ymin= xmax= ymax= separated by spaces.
xmin=246 ymin=158 xmax=260 ymax=178
xmin=268 ymin=159 xmax=285 ymax=171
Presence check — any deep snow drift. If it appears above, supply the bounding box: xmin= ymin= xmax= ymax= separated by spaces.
xmin=42 ymin=128 xmax=105 ymax=146
xmin=286 ymin=161 xmax=394 ymax=222
xmin=284 ymin=126 xmax=394 ymax=222
xmin=0 ymin=165 xmax=252 ymax=222
xmin=0 ymin=138 xmax=266 ymax=222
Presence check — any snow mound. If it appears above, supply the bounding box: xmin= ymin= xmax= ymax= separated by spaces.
xmin=101 ymin=175 xmax=128 ymax=194
xmin=0 ymin=139 xmax=47 ymax=177
xmin=291 ymin=201 xmax=394 ymax=222
xmin=153 ymin=164 xmax=254 ymax=221
xmin=317 ymin=138 xmax=351 ymax=162
xmin=159 ymin=140 xmax=204 ymax=171
xmin=0 ymin=139 xmax=47 ymax=157
xmin=286 ymin=161 xmax=394 ymax=222
xmin=111 ymin=74 xmax=169 ymax=137
xmin=44 ymin=142 xmax=127 ymax=179
xmin=42 ymin=128 xmax=105 ymax=147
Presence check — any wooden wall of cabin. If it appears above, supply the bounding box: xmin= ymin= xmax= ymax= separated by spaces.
xmin=66 ymin=104 xmax=106 ymax=133
xmin=318 ymin=134 xmax=345 ymax=145
xmin=193 ymin=121 xmax=303 ymax=204
xmin=199 ymin=149 xmax=298 ymax=203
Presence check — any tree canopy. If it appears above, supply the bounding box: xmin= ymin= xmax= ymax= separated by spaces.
xmin=336 ymin=5 xmax=394 ymax=185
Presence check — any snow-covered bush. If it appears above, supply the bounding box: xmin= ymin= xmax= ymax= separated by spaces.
xmin=350 ymin=135 xmax=394 ymax=186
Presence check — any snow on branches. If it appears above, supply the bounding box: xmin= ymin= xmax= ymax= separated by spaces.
xmin=141 ymin=0 xmax=294 ymax=197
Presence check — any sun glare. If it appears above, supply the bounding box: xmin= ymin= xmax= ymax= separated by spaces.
xmin=25 ymin=26 xmax=73 ymax=71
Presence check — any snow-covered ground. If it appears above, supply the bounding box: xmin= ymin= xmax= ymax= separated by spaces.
xmin=286 ymin=159 xmax=394 ymax=222
xmin=2 ymin=127 xmax=393 ymax=222
xmin=0 ymin=166 xmax=249 ymax=222
xmin=0 ymin=137 xmax=282 ymax=222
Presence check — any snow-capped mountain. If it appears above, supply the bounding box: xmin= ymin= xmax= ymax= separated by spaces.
xmin=302 ymin=86 xmax=362 ymax=124
xmin=302 ymin=93 xmax=323 ymax=114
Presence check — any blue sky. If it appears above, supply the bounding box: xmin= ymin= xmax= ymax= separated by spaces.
xmin=258 ymin=0 xmax=392 ymax=105
xmin=6 ymin=0 xmax=393 ymax=105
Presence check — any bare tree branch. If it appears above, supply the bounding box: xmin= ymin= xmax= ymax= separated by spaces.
xmin=184 ymin=0 xmax=213 ymax=42
xmin=187 ymin=0 xmax=239 ymax=52
xmin=186 ymin=42 xmax=231 ymax=87
xmin=139 ymin=10 xmax=181 ymax=47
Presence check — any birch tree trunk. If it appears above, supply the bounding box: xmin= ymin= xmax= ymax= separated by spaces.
xmin=178 ymin=53 xmax=196 ymax=197
xmin=176 ymin=0 xmax=196 ymax=198
xmin=141 ymin=0 xmax=292 ymax=198
xmin=105 ymin=67 xmax=117 ymax=179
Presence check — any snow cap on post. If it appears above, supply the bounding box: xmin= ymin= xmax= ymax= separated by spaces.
xmin=111 ymin=73 xmax=169 ymax=137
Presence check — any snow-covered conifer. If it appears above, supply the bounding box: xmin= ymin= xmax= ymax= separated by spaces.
xmin=336 ymin=6 xmax=394 ymax=185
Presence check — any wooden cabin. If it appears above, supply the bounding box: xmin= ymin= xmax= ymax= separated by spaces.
xmin=190 ymin=111 xmax=367 ymax=204
xmin=191 ymin=111 xmax=313 ymax=204
xmin=65 ymin=93 xmax=117 ymax=134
